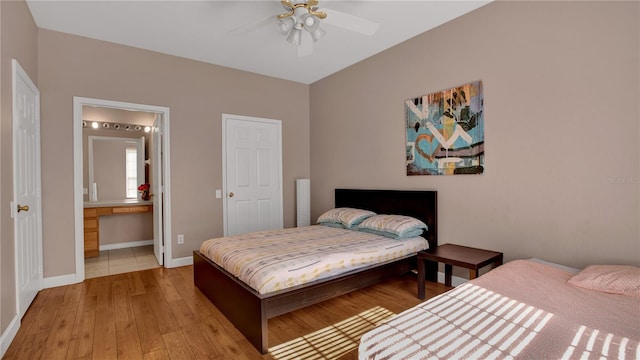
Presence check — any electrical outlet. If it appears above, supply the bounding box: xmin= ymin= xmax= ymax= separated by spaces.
xmin=177 ymin=234 xmax=184 ymax=244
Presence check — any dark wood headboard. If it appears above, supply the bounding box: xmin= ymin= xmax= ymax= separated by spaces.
xmin=334 ymin=188 xmax=438 ymax=251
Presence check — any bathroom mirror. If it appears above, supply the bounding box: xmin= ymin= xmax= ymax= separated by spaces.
xmin=87 ymin=136 xmax=145 ymax=201
xmin=82 ymin=105 xmax=155 ymax=202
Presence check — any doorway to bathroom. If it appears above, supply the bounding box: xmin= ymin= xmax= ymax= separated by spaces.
xmin=73 ymin=97 xmax=172 ymax=281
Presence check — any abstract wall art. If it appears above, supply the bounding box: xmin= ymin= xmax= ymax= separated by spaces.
xmin=405 ymin=81 xmax=484 ymax=175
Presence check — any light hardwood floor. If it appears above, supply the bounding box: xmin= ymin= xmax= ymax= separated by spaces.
xmin=3 ymin=266 xmax=450 ymax=360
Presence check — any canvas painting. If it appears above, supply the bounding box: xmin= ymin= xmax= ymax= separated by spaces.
xmin=405 ymin=81 xmax=484 ymax=175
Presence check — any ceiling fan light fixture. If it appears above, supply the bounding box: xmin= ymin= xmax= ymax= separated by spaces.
xmin=286 ymin=27 xmax=302 ymax=45
xmin=279 ymin=0 xmax=329 ymax=52
xmin=301 ymin=13 xmax=320 ymax=31
xmin=309 ymin=26 xmax=326 ymax=43
xmin=278 ymin=17 xmax=295 ymax=35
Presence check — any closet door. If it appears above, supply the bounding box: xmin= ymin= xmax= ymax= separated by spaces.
xmin=223 ymin=114 xmax=283 ymax=236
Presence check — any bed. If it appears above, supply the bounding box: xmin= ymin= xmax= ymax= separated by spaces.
xmin=193 ymin=188 xmax=438 ymax=354
xmin=358 ymin=259 xmax=640 ymax=359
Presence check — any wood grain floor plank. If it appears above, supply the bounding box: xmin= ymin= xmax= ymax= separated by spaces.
xmin=161 ymin=330 xmax=196 ymax=360
xmin=41 ymin=283 xmax=84 ymax=359
xmin=197 ymin=313 xmax=259 ymax=360
xmin=113 ymin=278 xmax=145 ymax=359
xmin=142 ymin=348 xmax=172 ymax=360
xmin=92 ymin=276 xmax=118 ymax=359
xmin=131 ymin=294 xmax=166 ymax=355
xmin=168 ymin=299 xmax=225 ymax=359
xmin=2 ymin=328 xmax=49 ymax=360
xmin=139 ymin=270 xmax=180 ymax=334
xmin=65 ymin=282 xmax=97 ymax=360
xmin=152 ymin=268 xmax=182 ymax=303
xmin=127 ymin=270 xmax=147 ymax=296
xmin=84 ymin=276 xmax=100 ymax=298
xmin=32 ymin=286 xmax=66 ymax=333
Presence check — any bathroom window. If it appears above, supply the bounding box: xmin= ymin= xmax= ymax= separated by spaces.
xmin=125 ymin=147 xmax=138 ymax=198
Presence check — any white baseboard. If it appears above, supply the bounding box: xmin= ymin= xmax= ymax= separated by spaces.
xmin=99 ymin=239 xmax=153 ymax=251
xmin=43 ymin=273 xmax=80 ymax=289
xmin=165 ymin=256 xmax=193 ymax=268
xmin=1 ymin=314 xmax=20 ymax=357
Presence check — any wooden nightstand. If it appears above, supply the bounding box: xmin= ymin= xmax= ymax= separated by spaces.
xmin=417 ymin=243 xmax=503 ymax=299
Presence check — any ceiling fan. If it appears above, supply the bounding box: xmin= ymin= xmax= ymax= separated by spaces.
xmin=229 ymin=0 xmax=379 ymax=57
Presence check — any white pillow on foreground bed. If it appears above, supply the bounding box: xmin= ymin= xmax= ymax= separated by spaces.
xmin=568 ymin=264 xmax=640 ymax=297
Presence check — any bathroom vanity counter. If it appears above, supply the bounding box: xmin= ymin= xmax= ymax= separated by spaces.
xmin=83 ymin=200 xmax=153 ymax=257
xmin=84 ymin=199 xmax=153 ymax=208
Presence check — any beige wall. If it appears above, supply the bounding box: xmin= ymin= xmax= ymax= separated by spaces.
xmin=310 ymin=1 xmax=640 ymax=269
xmin=38 ymin=29 xmax=310 ymax=276
xmin=0 ymin=0 xmax=37 ymax=338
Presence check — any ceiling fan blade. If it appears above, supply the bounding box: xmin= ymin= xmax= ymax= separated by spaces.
xmin=298 ymin=32 xmax=313 ymax=57
xmin=322 ymin=8 xmax=379 ymax=36
xmin=226 ymin=15 xmax=275 ymax=36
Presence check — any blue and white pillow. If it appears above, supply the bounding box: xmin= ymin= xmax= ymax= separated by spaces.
xmin=317 ymin=207 xmax=376 ymax=229
xmin=357 ymin=214 xmax=427 ymax=239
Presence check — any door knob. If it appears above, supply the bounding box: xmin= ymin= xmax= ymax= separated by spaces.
xmin=229 ymin=192 xmax=234 ymax=198
xmin=17 ymin=204 xmax=29 ymax=213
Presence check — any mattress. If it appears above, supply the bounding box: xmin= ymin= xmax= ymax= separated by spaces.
xmin=359 ymin=259 xmax=640 ymax=359
xmin=199 ymin=225 xmax=429 ymax=294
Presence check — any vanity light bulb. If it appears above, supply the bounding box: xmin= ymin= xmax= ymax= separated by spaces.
xmin=144 ymin=126 xmax=151 ymax=133
xmin=91 ymin=122 xmax=99 ymax=129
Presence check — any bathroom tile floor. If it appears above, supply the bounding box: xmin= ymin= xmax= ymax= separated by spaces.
xmin=85 ymin=245 xmax=160 ymax=279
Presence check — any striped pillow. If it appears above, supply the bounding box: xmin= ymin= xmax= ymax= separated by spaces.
xmin=357 ymin=214 xmax=427 ymax=239
xmin=317 ymin=207 xmax=376 ymax=229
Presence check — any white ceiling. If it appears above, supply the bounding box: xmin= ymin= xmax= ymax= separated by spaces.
xmin=26 ymin=1 xmax=490 ymax=84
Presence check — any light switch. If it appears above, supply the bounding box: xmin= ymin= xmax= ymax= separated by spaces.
xmin=215 ymin=189 xmax=222 ymax=199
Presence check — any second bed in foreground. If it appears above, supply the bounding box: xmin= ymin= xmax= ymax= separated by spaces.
xmin=359 ymin=259 xmax=640 ymax=359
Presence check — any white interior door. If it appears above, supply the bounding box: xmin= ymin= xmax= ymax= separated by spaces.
xmin=12 ymin=59 xmax=43 ymax=318
xmin=152 ymin=114 xmax=164 ymax=265
xmin=223 ymin=114 xmax=283 ymax=236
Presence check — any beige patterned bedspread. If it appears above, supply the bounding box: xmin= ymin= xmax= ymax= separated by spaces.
xmin=199 ymin=225 xmax=428 ymax=294
xmin=359 ymin=260 xmax=640 ymax=359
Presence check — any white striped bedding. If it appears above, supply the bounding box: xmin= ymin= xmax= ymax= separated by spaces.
xmin=359 ymin=259 xmax=640 ymax=360
xmin=199 ymin=225 xmax=428 ymax=295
